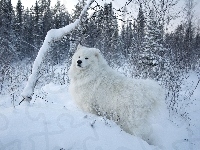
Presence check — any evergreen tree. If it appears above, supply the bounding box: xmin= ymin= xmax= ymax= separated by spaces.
xmin=49 ymin=0 xmax=71 ymax=64
xmin=120 ymin=22 xmax=134 ymax=57
xmin=23 ymin=8 xmax=35 ymax=59
xmin=0 ymin=0 xmax=16 ymax=64
xmin=70 ymin=0 xmax=88 ymax=52
xmin=140 ymin=9 xmax=164 ymax=79
xmin=95 ymin=3 xmax=118 ymax=62
xmin=15 ymin=0 xmax=23 ymax=26
xmin=119 ymin=25 xmax=126 ymax=56
xmin=128 ymin=3 xmax=146 ymax=78
xmin=32 ymin=0 xmax=41 ymax=53
xmin=83 ymin=15 xmax=99 ymax=47
xmin=183 ymin=0 xmax=195 ymax=69
xmin=193 ymin=30 xmax=200 ymax=67
xmin=126 ymin=22 xmax=133 ymax=55
xmin=173 ymin=24 xmax=185 ymax=66
xmin=194 ymin=30 xmax=200 ymax=51
xmin=131 ymin=21 xmax=138 ymax=52
xmin=39 ymin=0 xmax=52 ymax=39
xmin=92 ymin=8 xmax=104 ymax=50
xmin=71 ymin=0 xmax=87 ymax=21
xmin=14 ymin=0 xmax=24 ymax=59
xmin=136 ymin=3 xmax=145 ymax=51
xmin=184 ymin=21 xmax=194 ymax=68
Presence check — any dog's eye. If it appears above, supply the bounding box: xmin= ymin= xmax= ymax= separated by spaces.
xmin=79 ymin=56 xmax=80 ymax=58
xmin=85 ymin=57 xmax=88 ymax=60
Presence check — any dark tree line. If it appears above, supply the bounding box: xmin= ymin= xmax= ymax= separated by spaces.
xmin=0 ymin=0 xmax=70 ymax=64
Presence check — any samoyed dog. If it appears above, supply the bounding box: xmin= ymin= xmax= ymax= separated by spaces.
xmin=68 ymin=45 xmax=165 ymax=142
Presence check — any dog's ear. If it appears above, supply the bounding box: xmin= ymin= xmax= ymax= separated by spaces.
xmin=94 ymin=48 xmax=107 ymax=65
xmin=76 ymin=44 xmax=83 ymax=51
xmin=94 ymin=48 xmax=100 ymax=58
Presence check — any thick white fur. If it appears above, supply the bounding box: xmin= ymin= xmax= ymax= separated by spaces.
xmin=68 ymin=45 xmax=165 ymax=141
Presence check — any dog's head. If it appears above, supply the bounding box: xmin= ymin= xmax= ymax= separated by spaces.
xmin=72 ymin=44 xmax=102 ymax=70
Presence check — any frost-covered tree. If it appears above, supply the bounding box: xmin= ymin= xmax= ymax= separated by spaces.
xmin=194 ymin=27 xmax=200 ymax=54
xmin=14 ymin=0 xmax=24 ymax=59
xmin=119 ymin=25 xmax=126 ymax=54
xmin=49 ymin=0 xmax=71 ymax=64
xmin=0 ymin=0 xmax=17 ymax=94
xmin=22 ymin=8 xmax=35 ymax=59
xmin=136 ymin=3 xmax=145 ymax=52
xmin=82 ymin=15 xmax=98 ymax=47
xmin=194 ymin=30 xmax=200 ymax=67
xmin=140 ymin=9 xmax=164 ymax=79
xmin=15 ymin=0 xmax=23 ymax=31
xmin=172 ymin=24 xmax=185 ymax=67
xmin=127 ymin=3 xmax=146 ymax=78
xmin=32 ymin=0 xmax=42 ymax=53
xmin=39 ymin=0 xmax=52 ymax=39
xmin=94 ymin=3 xmax=119 ymax=63
xmin=70 ymin=0 xmax=88 ymax=48
xmin=0 ymin=0 xmax=16 ymax=63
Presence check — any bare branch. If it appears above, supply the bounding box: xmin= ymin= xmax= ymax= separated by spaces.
xmin=21 ymin=0 xmax=95 ymax=103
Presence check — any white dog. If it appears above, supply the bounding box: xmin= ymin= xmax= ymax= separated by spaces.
xmin=68 ymin=45 xmax=165 ymax=141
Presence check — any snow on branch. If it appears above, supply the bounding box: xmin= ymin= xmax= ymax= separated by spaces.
xmin=21 ymin=0 xmax=95 ymax=103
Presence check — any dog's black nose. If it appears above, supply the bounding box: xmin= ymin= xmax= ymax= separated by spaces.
xmin=77 ymin=60 xmax=82 ymax=64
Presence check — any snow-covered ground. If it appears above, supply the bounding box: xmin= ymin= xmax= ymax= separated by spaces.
xmin=0 ymin=83 xmax=157 ymax=150
xmin=0 ymin=69 xmax=200 ymax=150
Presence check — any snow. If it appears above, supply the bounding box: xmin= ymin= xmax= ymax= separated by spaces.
xmin=179 ymin=72 xmax=200 ymax=148
xmin=21 ymin=0 xmax=94 ymax=101
xmin=1 ymin=70 xmax=200 ymax=150
xmin=1 ymin=83 xmax=157 ymax=150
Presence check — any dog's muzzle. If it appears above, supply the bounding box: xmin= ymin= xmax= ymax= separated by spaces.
xmin=77 ymin=60 xmax=82 ymax=67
